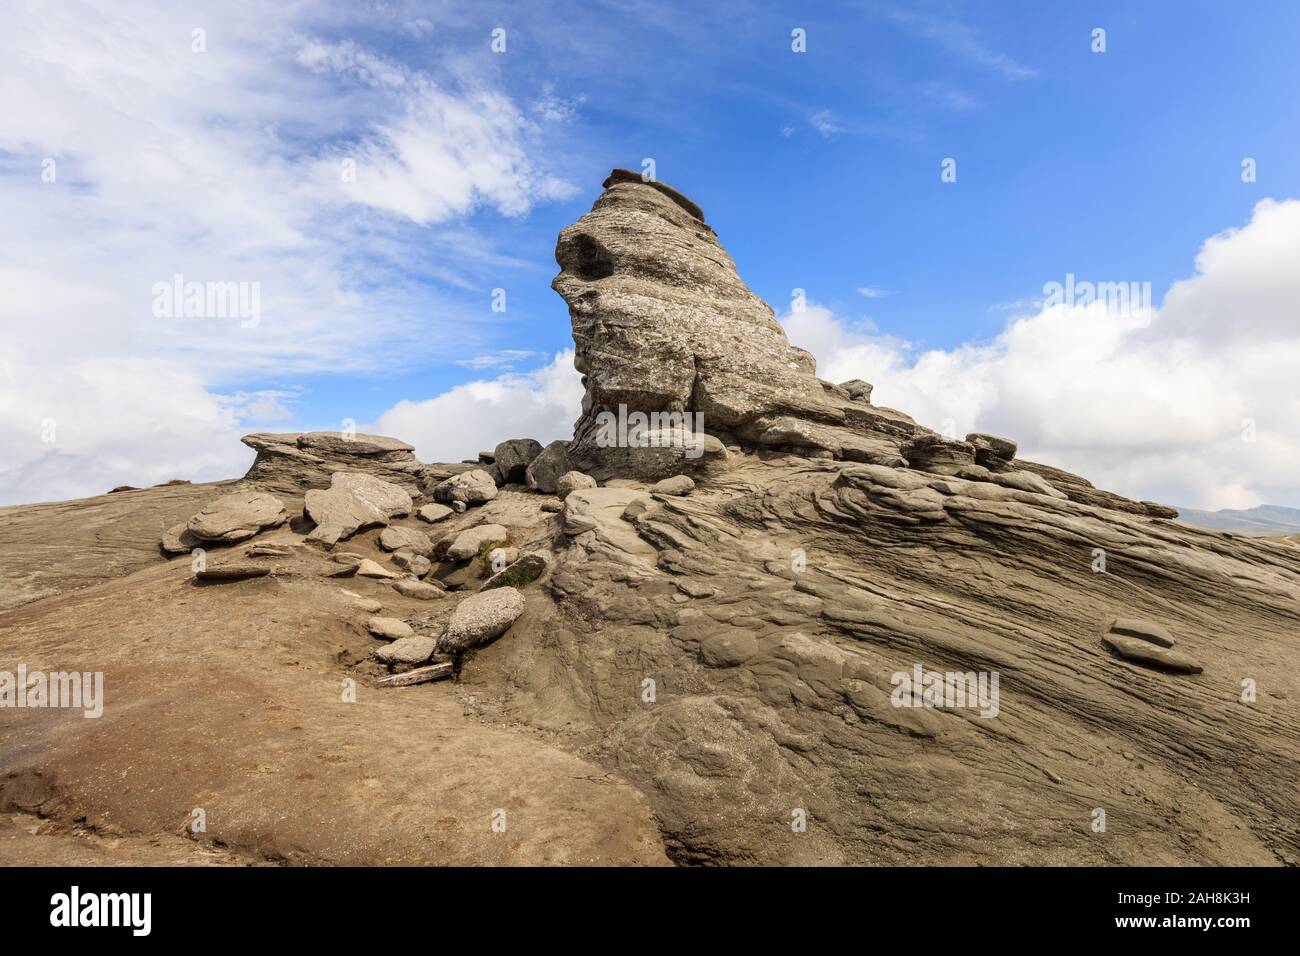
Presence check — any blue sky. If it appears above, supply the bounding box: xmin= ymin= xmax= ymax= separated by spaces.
xmin=296 ymin=0 xmax=1300 ymax=423
xmin=3 ymin=0 xmax=1299 ymax=508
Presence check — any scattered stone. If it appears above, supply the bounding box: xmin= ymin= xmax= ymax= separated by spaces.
xmin=350 ymin=597 xmax=383 ymax=613
xmin=556 ymin=471 xmax=597 ymax=500
xmin=393 ymin=579 xmax=445 ymax=600
xmin=440 ymin=587 xmax=526 ymax=653
xmin=451 ymin=501 xmax=467 ymax=513
xmin=416 ymin=503 xmax=453 ymax=523
xmin=540 ymin=500 xmax=563 ymax=513
xmin=493 ymin=439 xmax=544 ymax=484
xmin=368 ymin=617 xmax=414 ymax=640
xmin=160 ymin=524 xmax=202 ymax=555
xmin=431 ymin=469 xmax=499 ymax=507
xmin=246 ymin=544 xmax=291 ymax=557
xmin=324 ymin=563 xmax=358 ymax=578
xmin=187 ymin=491 xmax=288 ymax=543
xmin=356 ymin=559 xmax=399 ymax=579
xmin=331 ymin=552 xmax=366 ymax=565
xmin=379 ymin=526 xmax=433 ymax=555
xmin=390 ymin=550 xmax=432 ymax=577
xmin=195 ymin=563 xmax=271 ymax=582
xmin=481 ymin=551 xmax=552 ymax=590
xmin=1102 ymin=633 xmax=1203 ymax=673
xmin=525 ymin=440 xmax=572 ymax=493
xmin=373 ymin=634 xmax=437 ymax=665
xmin=651 ymin=475 xmax=695 ymax=496
xmin=444 ymin=524 xmax=509 ymax=562
xmin=1108 ymin=617 xmax=1176 ymax=648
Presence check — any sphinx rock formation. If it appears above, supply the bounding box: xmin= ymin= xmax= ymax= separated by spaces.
xmin=553 ymin=171 xmax=1174 ymax=524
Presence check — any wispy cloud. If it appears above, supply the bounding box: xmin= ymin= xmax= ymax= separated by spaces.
xmin=455 ymin=350 xmax=540 ymax=369
xmin=884 ymin=6 xmax=1036 ymax=80
xmin=810 ymin=109 xmax=842 ymax=137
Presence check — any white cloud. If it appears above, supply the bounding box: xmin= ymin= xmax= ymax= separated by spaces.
xmin=0 ymin=1 xmax=575 ymax=505
xmin=810 ymin=110 xmax=842 ymax=137
xmin=374 ymin=351 xmax=583 ymax=464
xmin=782 ymin=199 xmax=1300 ymax=511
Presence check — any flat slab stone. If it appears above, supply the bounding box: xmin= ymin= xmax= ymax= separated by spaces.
xmin=1108 ymin=617 xmax=1175 ymax=648
xmin=1102 ymin=633 xmax=1202 ymax=673
xmin=187 ymin=492 xmax=287 ymax=543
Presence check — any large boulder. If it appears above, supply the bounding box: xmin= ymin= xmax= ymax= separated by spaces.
xmin=440 ymin=588 xmax=526 ymax=653
xmin=493 ymin=439 xmax=544 ymax=484
xmin=525 ymin=440 xmax=572 ymax=493
xmin=431 ymin=469 xmax=499 ymax=507
xmin=186 ymin=492 xmax=287 ymax=543
xmin=304 ymin=472 xmax=412 ymax=546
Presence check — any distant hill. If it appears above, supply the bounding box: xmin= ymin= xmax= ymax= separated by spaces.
xmin=1176 ymin=504 xmax=1300 ymax=536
